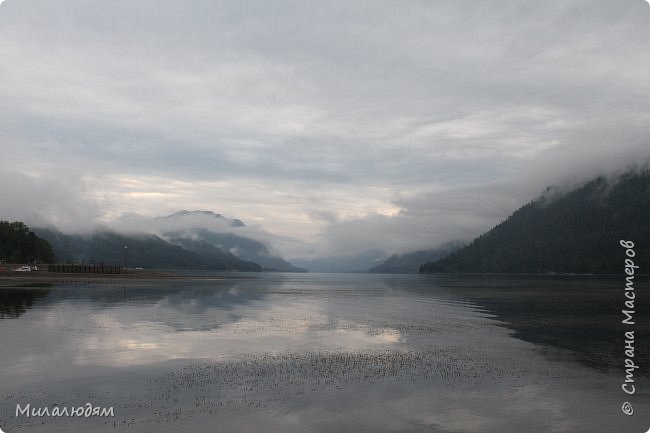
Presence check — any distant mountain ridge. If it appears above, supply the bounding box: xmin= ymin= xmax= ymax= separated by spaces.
xmin=165 ymin=229 xmax=307 ymax=272
xmin=292 ymin=248 xmax=387 ymax=273
xmin=35 ymin=228 xmax=262 ymax=271
xmin=158 ymin=210 xmax=245 ymax=227
xmin=420 ymin=170 xmax=650 ymax=274
xmin=158 ymin=210 xmax=307 ymax=272
xmin=368 ymin=242 xmax=463 ymax=274
xmin=35 ymin=209 xmax=307 ymax=272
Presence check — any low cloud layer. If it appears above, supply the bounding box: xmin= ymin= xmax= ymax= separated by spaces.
xmin=0 ymin=0 xmax=649 ymax=261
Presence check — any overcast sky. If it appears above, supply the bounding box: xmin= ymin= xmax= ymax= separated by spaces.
xmin=1 ymin=0 xmax=649 ymax=260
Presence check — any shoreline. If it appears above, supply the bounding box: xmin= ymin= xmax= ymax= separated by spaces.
xmin=0 ymin=269 xmax=255 ymax=287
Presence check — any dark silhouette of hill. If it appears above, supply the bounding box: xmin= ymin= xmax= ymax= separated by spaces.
xmin=421 ymin=170 xmax=650 ymax=274
xmin=166 ymin=229 xmax=307 ymax=272
xmin=368 ymin=242 xmax=463 ymax=274
xmin=156 ymin=210 xmax=307 ymax=272
xmin=34 ymin=228 xmax=262 ymax=271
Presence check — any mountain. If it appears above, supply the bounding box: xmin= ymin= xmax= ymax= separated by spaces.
xmin=420 ymin=170 xmax=650 ymax=274
xmin=165 ymin=229 xmax=307 ymax=272
xmin=368 ymin=242 xmax=463 ymax=274
xmin=34 ymin=228 xmax=262 ymax=271
xmin=158 ymin=210 xmax=245 ymax=227
xmin=166 ymin=229 xmax=307 ymax=272
xmin=158 ymin=210 xmax=307 ymax=272
xmin=292 ymin=248 xmax=387 ymax=273
xmin=0 ymin=221 xmax=55 ymax=264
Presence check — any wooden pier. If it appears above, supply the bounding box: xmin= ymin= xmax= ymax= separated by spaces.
xmin=47 ymin=264 xmax=122 ymax=274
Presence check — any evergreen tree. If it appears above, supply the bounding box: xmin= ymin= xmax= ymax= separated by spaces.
xmin=0 ymin=221 xmax=55 ymax=263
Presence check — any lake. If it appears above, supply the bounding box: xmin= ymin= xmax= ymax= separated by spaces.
xmin=0 ymin=273 xmax=648 ymax=432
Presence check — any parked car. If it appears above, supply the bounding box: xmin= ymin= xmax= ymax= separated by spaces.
xmin=14 ymin=266 xmax=32 ymax=272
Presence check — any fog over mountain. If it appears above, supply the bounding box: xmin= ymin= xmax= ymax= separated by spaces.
xmin=421 ymin=169 xmax=650 ymax=274
xmin=0 ymin=0 xmax=649 ymax=266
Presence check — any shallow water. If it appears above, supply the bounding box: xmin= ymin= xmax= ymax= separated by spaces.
xmin=0 ymin=273 xmax=648 ymax=432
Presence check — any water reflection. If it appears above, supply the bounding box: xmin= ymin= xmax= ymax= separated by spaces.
xmin=432 ymin=274 xmax=650 ymax=373
xmin=0 ymin=274 xmax=648 ymax=433
xmin=0 ymin=288 xmax=51 ymax=319
xmin=0 ymin=276 xmax=492 ymax=374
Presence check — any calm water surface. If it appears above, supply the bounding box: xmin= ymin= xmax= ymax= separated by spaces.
xmin=0 ymin=273 xmax=648 ymax=432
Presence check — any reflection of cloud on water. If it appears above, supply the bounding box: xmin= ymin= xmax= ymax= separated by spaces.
xmin=0 ymin=277 xmax=498 ymax=374
xmin=72 ymin=300 xmax=409 ymax=367
xmin=0 ymin=291 xmax=416 ymax=371
xmin=274 ymin=383 xmax=583 ymax=433
xmin=4 ymin=276 xmax=648 ymax=433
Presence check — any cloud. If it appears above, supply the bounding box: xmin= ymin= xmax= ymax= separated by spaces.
xmin=316 ymin=148 xmax=650 ymax=259
xmin=313 ymin=180 xmax=521 ymax=258
xmin=108 ymin=209 xmax=307 ymax=259
xmin=0 ymin=0 xmax=648 ymax=261
xmin=0 ymin=170 xmax=104 ymax=232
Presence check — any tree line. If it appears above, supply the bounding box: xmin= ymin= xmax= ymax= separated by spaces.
xmin=421 ymin=170 xmax=650 ymax=274
xmin=0 ymin=221 xmax=55 ymax=264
